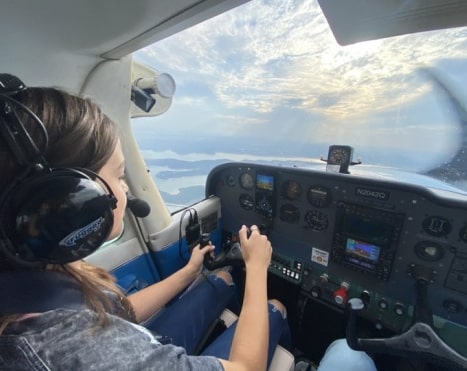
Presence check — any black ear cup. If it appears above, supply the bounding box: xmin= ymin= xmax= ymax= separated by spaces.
xmin=0 ymin=168 xmax=117 ymax=265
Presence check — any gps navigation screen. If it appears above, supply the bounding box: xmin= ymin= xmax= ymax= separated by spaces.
xmin=346 ymin=238 xmax=381 ymax=262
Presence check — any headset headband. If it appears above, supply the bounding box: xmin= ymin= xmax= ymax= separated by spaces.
xmin=0 ymin=74 xmax=46 ymax=168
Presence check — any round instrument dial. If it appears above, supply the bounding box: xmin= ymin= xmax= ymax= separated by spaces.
xmin=226 ymin=175 xmax=236 ymax=187
xmin=239 ymin=173 xmax=254 ymax=190
xmin=304 ymin=210 xmax=328 ymax=231
xmin=307 ymin=185 xmax=331 ymax=208
xmin=415 ymin=241 xmax=444 ymax=262
xmin=279 ymin=204 xmax=300 ymax=223
xmin=282 ymin=180 xmax=301 ymax=200
xmin=459 ymin=225 xmax=467 ymax=242
xmin=239 ymin=193 xmax=254 ymax=210
xmin=329 ymin=147 xmax=350 ymax=165
xmin=422 ymin=216 xmax=452 ymax=237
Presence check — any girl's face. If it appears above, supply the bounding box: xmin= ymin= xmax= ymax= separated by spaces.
xmin=97 ymin=140 xmax=128 ymax=240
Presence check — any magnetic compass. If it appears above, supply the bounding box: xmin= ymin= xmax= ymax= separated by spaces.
xmin=326 ymin=145 xmax=354 ymax=173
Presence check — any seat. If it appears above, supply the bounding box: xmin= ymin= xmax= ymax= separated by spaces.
xmin=220 ymin=309 xmax=295 ymax=371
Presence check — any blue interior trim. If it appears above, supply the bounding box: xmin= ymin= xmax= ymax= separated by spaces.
xmin=153 ymin=221 xmax=224 ymax=279
xmin=112 ymin=218 xmax=223 ymax=289
xmin=111 ymin=254 xmax=160 ymax=291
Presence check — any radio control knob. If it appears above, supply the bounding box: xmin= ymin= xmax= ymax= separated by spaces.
xmin=394 ymin=303 xmax=406 ymax=316
xmin=334 ymin=282 xmax=349 ymax=305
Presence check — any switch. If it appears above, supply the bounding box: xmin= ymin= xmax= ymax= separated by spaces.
xmin=443 ymin=299 xmax=463 ymax=313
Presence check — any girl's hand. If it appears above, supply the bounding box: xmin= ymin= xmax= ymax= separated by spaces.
xmin=238 ymin=225 xmax=272 ymax=271
xmin=186 ymin=242 xmax=215 ymax=276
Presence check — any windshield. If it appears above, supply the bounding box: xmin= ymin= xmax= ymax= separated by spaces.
xmin=132 ymin=0 xmax=467 ymax=211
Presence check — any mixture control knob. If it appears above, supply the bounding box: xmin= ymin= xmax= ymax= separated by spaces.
xmin=334 ymin=282 xmax=349 ymax=305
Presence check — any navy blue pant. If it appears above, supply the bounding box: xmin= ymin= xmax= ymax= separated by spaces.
xmin=147 ymin=274 xmax=291 ymax=366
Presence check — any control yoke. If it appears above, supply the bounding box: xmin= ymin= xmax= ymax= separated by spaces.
xmin=199 ymin=233 xmax=244 ymax=271
xmin=346 ymin=279 xmax=467 ymax=370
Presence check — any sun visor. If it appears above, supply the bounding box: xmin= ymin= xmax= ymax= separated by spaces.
xmin=318 ymin=0 xmax=467 ymax=45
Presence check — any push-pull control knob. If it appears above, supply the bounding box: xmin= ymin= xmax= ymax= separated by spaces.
xmin=311 ymin=286 xmax=321 ymax=298
xmin=334 ymin=282 xmax=350 ymax=305
xmin=360 ymin=290 xmax=371 ymax=307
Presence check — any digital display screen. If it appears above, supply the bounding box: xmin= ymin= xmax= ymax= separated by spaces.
xmin=256 ymin=174 xmax=274 ymax=191
xmin=346 ymin=238 xmax=381 ymax=262
xmin=345 ymin=256 xmax=376 ymax=271
xmin=342 ymin=215 xmax=393 ymax=247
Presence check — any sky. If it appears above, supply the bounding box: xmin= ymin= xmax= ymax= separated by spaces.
xmin=132 ymin=0 xmax=467 ymax=172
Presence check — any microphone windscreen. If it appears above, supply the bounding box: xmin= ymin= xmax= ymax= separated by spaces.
xmin=127 ymin=195 xmax=151 ymax=218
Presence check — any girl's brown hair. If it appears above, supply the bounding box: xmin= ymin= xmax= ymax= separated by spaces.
xmin=0 ymin=87 xmax=133 ymax=332
xmin=0 ymin=87 xmax=118 ymax=192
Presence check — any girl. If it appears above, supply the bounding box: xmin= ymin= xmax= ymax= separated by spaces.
xmin=0 ymin=85 xmax=290 ymax=371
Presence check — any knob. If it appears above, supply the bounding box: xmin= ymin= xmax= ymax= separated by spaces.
xmin=360 ymin=290 xmax=371 ymax=307
xmin=394 ymin=303 xmax=406 ymax=316
xmin=311 ymin=286 xmax=321 ymax=298
xmin=378 ymin=299 xmax=388 ymax=310
xmin=334 ymin=282 xmax=349 ymax=305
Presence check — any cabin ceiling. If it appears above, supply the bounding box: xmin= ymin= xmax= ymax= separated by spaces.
xmin=0 ymin=0 xmax=249 ymax=89
xmin=1 ymin=0 xmax=249 ymax=58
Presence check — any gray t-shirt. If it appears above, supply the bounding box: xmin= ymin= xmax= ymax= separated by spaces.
xmin=0 ymin=308 xmax=224 ymax=370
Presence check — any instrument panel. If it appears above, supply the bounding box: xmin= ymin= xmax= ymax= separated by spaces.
xmin=206 ymin=162 xmax=467 ymax=331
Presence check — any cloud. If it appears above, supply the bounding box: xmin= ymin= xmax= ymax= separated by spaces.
xmin=143 ymin=1 xmax=463 ymax=111
xmin=134 ymin=0 xmax=467 ymax=164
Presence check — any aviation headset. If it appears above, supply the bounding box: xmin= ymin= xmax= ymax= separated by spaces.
xmin=0 ymin=74 xmax=117 ymax=266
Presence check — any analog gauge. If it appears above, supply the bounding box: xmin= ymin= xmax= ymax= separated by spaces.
xmin=255 ymin=195 xmax=273 ymax=216
xmin=239 ymin=173 xmax=254 ymax=190
xmin=415 ymin=241 xmax=444 ymax=262
xmin=282 ymin=180 xmax=301 ymax=201
xmin=304 ymin=210 xmax=328 ymax=231
xmin=307 ymin=185 xmax=331 ymax=208
xmin=279 ymin=204 xmax=300 ymax=223
xmin=329 ymin=147 xmax=349 ymax=165
xmin=459 ymin=225 xmax=467 ymax=242
xmin=422 ymin=216 xmax=452 ymax=237
xmin=226 ymin=175 xmax=236 ymax=187
xmin=239 ymin=193 xmax=254 ymax=210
